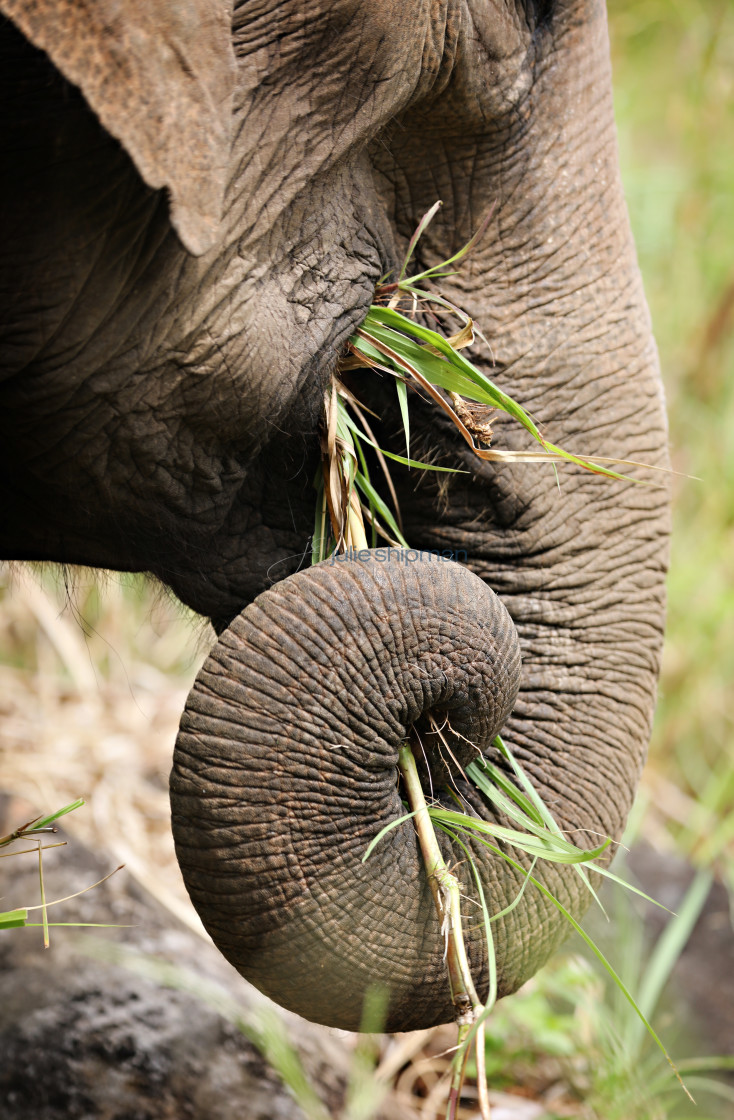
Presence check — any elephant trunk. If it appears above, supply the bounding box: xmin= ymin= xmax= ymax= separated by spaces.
xmin=171 ymin=551 xmax=521 ymax=1031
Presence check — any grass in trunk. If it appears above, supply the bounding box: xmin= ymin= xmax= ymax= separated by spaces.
xmin=314 ymin=203 xmax=685 ymax=1118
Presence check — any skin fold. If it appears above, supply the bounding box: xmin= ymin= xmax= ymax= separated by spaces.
xmin=0 ymin=1 xmax=669 ymax=1031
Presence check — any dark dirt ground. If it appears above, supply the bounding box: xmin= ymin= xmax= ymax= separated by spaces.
xmin=628 ymin=842 xmax=734 ymax=1059
xmin=0 ymin=794 xmax=383 ymax=1120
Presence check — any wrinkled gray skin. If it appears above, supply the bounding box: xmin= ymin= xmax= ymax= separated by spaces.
xmin=0 ymin=1 xmax=669 ymax=1032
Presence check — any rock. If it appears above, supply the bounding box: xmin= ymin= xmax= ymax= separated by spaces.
xmin=0 ymin=795 xmax=400 ymax=1120
xmin=628 ymin=841 xmax=734 ymax=1058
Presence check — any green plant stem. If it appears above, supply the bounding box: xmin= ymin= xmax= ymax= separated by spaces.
xmin=396 ymin=746 xmax=492 ymax=1120
xmin=397 ymin=743 xmax=482 ymax=1022
xmin=37 ymin=839 xmax=49 ymax=949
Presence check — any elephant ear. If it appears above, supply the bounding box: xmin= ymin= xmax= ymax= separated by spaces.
xmin=0 ymin=0 xmax=235 ymax=256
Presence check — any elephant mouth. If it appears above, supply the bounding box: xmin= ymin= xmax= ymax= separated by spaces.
xmin=170 ymin=549 xmax=522 ymax=1032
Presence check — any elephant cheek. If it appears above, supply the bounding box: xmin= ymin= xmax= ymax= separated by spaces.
xmin=170 ymin=552 xmax=521 ymax=1031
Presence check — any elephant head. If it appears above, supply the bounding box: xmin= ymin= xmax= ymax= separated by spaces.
xmin=0 ymin=1 xmax=669 ymax=1031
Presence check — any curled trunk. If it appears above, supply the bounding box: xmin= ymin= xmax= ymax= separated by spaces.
xmin=171 ymin=552 xmax=523 ymax=1031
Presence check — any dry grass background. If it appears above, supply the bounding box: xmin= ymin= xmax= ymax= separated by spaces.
xmin=0 ymin=566 xmax=211 ymax=933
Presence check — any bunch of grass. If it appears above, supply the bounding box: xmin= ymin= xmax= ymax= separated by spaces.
xmin=314 ymin=201 xmax=658 ymax=562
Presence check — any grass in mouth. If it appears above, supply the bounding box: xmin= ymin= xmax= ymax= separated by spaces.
xmin=313 ymin=199 xmax=661 ymax=562
xmin=313 ymin=203 xmax=687 ymax=1118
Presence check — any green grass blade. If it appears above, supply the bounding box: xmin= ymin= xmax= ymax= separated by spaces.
xmin=458 ymin=776 xmax=614 ymax=883
xmin=23 ymin=922 xmax=128 ymax=928
xmin=341 ymin=410 xmax=460 ymax=473
xmin=492 ymin=737 xmax=563 ymax=835
xmin=29 ymin=799 xmax=85 ymax=832
xmin=448 ymin=775 xmax=609 ymax=922
xmin=466 ymin=757 xmax=545 ymax=826
xmin=362 ymin=310 xmax=641 ymax=481
xmin=429 ymin=810 xmax=611 ymax=864
xmin=436 ymin=801 xmax=612 ymax=860
xmin=353 ymin=472 xmax=409 ymax=547
xmin=465 ymin=761 xmax=552 ymax=832
xmin=391 ymin=286 xmax=472 ymax=320
xmin=486 ymin=738 xmax=673 ymax=913
xmin=395 ymin=377 xmax=410 ymax=459
xmin=464 ymin=757 xmax=606 ymax=924
xmin=368 ymin=445 xmax=461 ymax=473
xmin=439 ymin=824 xmax=609 ymax=894
xmin=398 ymin=200 xmax=443 ymax=281
xmin=625 ymin=867 xmax=713 ymax=1057
xmin=0 ymin=908 xmax=28 ymax=929
xmin=347 ymin=414 xmax=379 ymax=548
xmin=38 ymin=841 xmax=49 ymax=948
xmin=515 ymin=861 xmax=692 ymax=1102
xmin=362 ymin=809 xmax=418 ymax=862
xmin=312 ymin=472 xmax=330 ymax=564
xmin=580 ymin=863 xmax=674 ymax=912
xmin=360 ymin=319 xmax=504 ymax=408
xmin=403 ymin=203 xmax=494 ymax=284
xmin=473 ymin=740 xmax=609 ymax=914
xmin=541 ymin=440 xmax=637 ymax=484
xmin=364 ymin=309 xmax=543 ymax=433
xmin=359 ymin=327 xmax=494 ymax=405
xmin=349 ymin=333 xmax=388 ymax=366
xmin=335 ymin=399 xmax=357 ymax=448
xmin=488 ymin=858 xmax=539 ymax=923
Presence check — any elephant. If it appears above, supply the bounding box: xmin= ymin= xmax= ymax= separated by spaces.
xmin=0 ymin=0 xmax=669 ymax=1036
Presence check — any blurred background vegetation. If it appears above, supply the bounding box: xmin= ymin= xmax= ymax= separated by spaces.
xmin=1 ymin=1 xmax=732 ymax=1118
xmin=611 ymin=0 xmax=734 ymax=883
